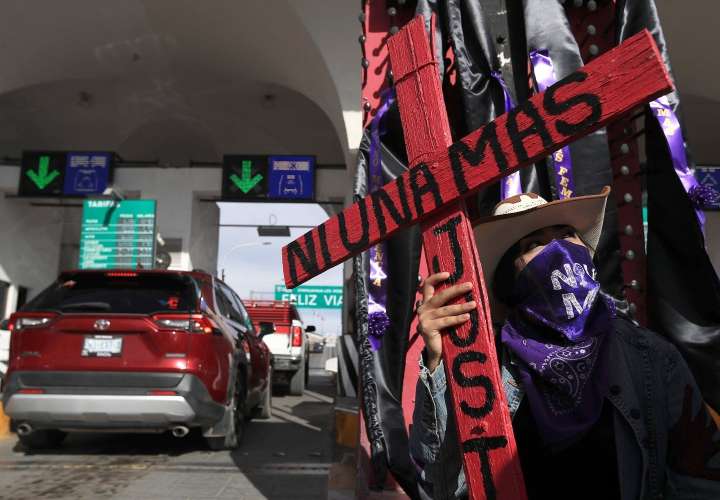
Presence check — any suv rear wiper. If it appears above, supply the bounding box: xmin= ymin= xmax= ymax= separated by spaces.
xmin=59 ymin=302 xmax=112 ymax=312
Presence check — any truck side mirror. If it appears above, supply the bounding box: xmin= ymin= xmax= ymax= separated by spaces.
xmin=0 ymin=319 xmax=9 ymax=330
xmin=305 ymin=325 xmax=316 ymax=333
xmin=258 ymin=321 xmax=276 ymax=337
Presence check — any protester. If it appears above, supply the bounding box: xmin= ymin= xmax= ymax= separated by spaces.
xmin=411 ymin=187 xmax=720 ymax=499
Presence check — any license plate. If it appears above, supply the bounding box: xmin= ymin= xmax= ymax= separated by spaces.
xmin=82 ymin=336 xmax=122 ymax=357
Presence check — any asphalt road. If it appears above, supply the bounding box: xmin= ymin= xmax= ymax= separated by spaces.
xmin=0 ymin=368 xmax=336 ymax=500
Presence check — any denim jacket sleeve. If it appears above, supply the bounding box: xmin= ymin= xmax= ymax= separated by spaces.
xmin=663 ymin=346 xmax=720 ymax=498
xmin=410 ymin=357 xmax=468 ymax=499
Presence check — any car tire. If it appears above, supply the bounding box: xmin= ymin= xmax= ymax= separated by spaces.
xmin=304 ymin=356 xmax=310 ymax=386
xmin=289 ymin=364 xmax=305 ymax=396
xmin=206 ymin=374 xmax=246 ymax=450
xmin=18 ymin=429 xmax=66 ymax=450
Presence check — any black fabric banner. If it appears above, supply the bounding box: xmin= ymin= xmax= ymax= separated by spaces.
xmin=353 ymin=128 xmax=422 ymax=496
xmin=354 ymin=1 xmax=720 ymax=496
xmin=614 ymin=0 xmax=720 ymax=411
xmin=522 ymin=0 xmax=622 ymax=296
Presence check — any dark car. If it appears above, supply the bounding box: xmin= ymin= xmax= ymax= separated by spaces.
xmin=1 ymin=269 xmax=272 ymax=450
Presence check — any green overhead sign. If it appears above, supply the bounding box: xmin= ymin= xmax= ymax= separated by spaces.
xmin=230 ymin=160 xmax=264 ymax=193
xmin=79 ymin=199 xmax=157 ymax=269
xmin=274 ymin=285 xmax=343 ymax=309
xmin=222 ymin=155 xmax=268 ymax=200
xmin=18 ymin=150 xmax=114 ymax=197
xmin=26 ymin=155 xmax=60 ymax=189
xmin=18 ymin=151 xmax=66 ymax=196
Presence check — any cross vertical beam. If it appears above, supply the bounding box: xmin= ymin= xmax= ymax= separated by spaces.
xmin=388 ymin=16 xmax=527 ymax=500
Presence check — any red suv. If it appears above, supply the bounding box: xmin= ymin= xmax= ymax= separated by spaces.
xmin=1 ymin=269 xmax=272 ymax=450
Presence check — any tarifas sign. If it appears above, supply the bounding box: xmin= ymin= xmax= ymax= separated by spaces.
xmin=79 ymin=199 xmax=157 ymax=270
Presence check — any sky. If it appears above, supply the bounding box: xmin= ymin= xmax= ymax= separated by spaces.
xmin=216 ymin=202 xmax=343 ymax=336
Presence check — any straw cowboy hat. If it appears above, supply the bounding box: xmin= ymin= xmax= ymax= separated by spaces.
xmin=472 ymin=186 xmax=611 ymax=316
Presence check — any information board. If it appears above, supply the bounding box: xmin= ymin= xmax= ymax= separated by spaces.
xmin=63 ymin=152 xmax=112 ymax=196
xmin=274 ymin=284 xmax=343 ymax=309
xmin=221 ymin=154 xmax=315 ymax=201
xmin=268 ymin=156 xmax=315 ymax=200
xmin=18 ymin=150 xmax=114 ymax=197
xmin=79 ymin=199 xmax=157 ymax=269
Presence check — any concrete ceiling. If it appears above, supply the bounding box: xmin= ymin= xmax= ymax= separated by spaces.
xmin=0 ymin=1 xmax=713 ymax=167
xmin=0 ymin=0 xmax=350 ymax=165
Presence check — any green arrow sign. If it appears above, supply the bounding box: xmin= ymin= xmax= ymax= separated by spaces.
xmin=26 ymin=155 xmax=60 ymax=189
xmin=230 ymin=160 xmax=263 ymax=193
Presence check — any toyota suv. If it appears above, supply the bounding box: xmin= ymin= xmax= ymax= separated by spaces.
xmin=1 ymin=269 xmax=271 ymax=450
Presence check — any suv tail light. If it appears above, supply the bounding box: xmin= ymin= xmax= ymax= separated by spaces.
xmin=291 ymin=325 xmax=303 ymax=347
xmin=148 ymin=390 xmax=177 ymax=396
xmin=14 ymin=314 xmax=57 ymax=331
xmin=18 ymin=388 xmax=45 ymax=395
xmin=153 ymin=314 xmax=214 ymax=334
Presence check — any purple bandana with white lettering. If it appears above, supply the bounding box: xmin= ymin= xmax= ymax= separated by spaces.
xmin=500 ymin=240 xmax=615 ymax=446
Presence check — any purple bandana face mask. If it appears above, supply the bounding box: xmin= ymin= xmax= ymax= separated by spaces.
xmin=509 ymin=239 xmax=612 ymax=340
xmin=500 ymin=239 xmax=615 ymax=446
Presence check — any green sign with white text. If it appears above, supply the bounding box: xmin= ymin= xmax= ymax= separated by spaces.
xmin=274 ymin=285 xmax=343 ymax=309
xmin=79 ymin=199 xmax=157 ymax=269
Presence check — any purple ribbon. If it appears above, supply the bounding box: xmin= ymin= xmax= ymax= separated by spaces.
xmin=367 ymin=89 xmax=395 ymax=351
xmin=530 ymin=50 xmax=575 ymax=199
xmin=492 ymin=71 xmax=522 ymax=200
xmin=649 ymin=96 xmax=717 ymax=232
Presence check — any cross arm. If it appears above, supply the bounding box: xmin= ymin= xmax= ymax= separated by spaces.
xmin=282 ymin=28 xmax=672 ymax=289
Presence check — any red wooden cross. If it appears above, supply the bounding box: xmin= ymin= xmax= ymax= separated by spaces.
xmin=388 ymin=16 xmax=525 ymax=500
xmin=282 ymin=19 xmax=671 ymax=500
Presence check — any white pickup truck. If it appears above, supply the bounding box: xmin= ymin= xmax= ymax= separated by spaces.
xmin=245 ymin=300 xmax=313 ymax=395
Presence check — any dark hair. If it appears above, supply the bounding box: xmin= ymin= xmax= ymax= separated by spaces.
xmin=491 ymin=226 xmax=595 ymax=305
xmin=492 ymin=241 xmax=521 ymax=306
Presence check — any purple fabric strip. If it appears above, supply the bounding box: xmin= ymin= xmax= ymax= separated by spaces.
xmin=530 ymin=50 xmax=575 ymax=199
xmin=492 ymin=71 xmax=521 ymax=200
xmin=367 ymin=89 xmax=395 ymax=351
xmin=649 ymin=96 xmax=716 ymax=232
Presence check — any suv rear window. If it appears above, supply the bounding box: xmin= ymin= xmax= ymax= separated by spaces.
xmin=23 ymin=273 xmax=199 ymax=314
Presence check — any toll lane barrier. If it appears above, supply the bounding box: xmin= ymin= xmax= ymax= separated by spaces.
xmin=1 ymin=328 xmax=11 ymax=437
xmin=334 ymin=396 xmax=358 ymax=449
